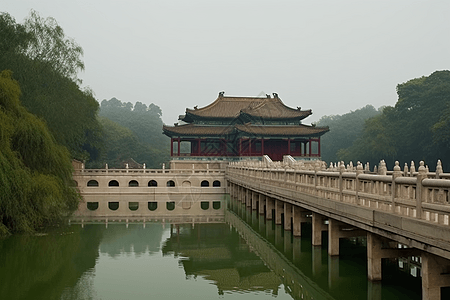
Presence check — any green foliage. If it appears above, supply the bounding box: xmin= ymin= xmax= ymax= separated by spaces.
xmin=338 ymin=71 xmax=450 ymax=170
xmin=0 ymin=11 xmax=102 ymax=162
xmin=96 ymin=98 xmax=170 ymax=168
xmin=316 ymin=105 xmax=381 ymax=163
xmin=22 ymin=10 xmax=84 ymax=83
xmin=0 ymin=70 xmax=79 ymax=236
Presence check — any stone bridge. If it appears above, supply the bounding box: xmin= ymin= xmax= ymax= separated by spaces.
xmin=226 ymin=157 xmax=450 ymax=300
xmin=71 ymin=164 xmax=227 ymax=223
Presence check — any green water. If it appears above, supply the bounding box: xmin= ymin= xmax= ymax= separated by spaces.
xmin=0 ymin=206 xmax=422 ymax=300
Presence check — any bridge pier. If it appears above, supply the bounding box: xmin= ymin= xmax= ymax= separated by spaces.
xmin=328 ymin=218 xmax=366 ymax=256
xmin=251 ymin=191 xmax=257 ymax=210
xmin=284 ymin=203 xmax=292 ymax=231
xmin=266 ymin=197 xmax=274 ymax=220
xmin=422 ymin=252 xmax=450 ymax=300
xmin=258 ymin=194 xmax=265 ymax=215
xmin=246 ymin=189 xmax=251 ymax=207
xmin=293 ymin=207 xmax=309 ymax=237
xmin=275 ymin=200 xmax=283 ymax=225
xmin=312 ymin=212 xmax=327 ymax=246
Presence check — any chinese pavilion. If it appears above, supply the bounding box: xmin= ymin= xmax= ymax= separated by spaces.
xmin=163 ymin=92 xmax=329 ymax=161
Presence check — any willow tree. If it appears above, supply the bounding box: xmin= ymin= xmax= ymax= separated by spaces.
xmin=0 ymin=70 xmax=79 ymax=236
xmin=0 ymin=11 xmax=102 ymax=162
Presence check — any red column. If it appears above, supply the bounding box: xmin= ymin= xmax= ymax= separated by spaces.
xmin=261 ymin=138 xmax=265 ymax=155
xmin=239 ymin=139 xmax=242 ymax=156
xmin=308 ymin=138 xmax=312 ymax=157
xmin=170 ymin=138 xmax=173 ymax=156
xmin=318 ymin=137 xmax=321 ymax=157
xmin=177 ymin=137 xmax=181 ymax=156
xmin=287 ymin=138 xmax=291 ymax=155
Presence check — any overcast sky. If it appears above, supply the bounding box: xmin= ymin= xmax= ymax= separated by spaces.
xmin=4 ymin=1 xmax=450 ymax=124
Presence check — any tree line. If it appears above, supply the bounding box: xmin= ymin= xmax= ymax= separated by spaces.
xmin=0 ymin=11 xmax=168 ymax=235
xmin=317 ymin=70 xmax=450 ymax=171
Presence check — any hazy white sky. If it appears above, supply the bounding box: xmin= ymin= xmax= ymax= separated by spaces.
xmin=4 ymin=0 xmax=450 ymax=124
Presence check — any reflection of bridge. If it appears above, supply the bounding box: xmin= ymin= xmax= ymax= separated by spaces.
xmin=226 ymin=158 xmax=450 ymax=300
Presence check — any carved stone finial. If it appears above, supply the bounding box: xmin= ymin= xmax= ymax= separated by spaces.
xmin=436 ymin=160 xmax=443 ymax=177
xmin=418 ymin=161 xmax=426 ymax=174
xmin=410 ymin=161 xmax=416 ymax=176
xmin=393 ymin=161 xmax=402 ymax=177
xmin=379 ymin=160 xmax=387 ymax=175
xmin=357 ymin=161 xmax=363 ymax=170
xmin=404 ymin=163 xmax=409 ymax=176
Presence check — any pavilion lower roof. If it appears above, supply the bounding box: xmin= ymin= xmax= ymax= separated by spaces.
xmin=163 ymin=123 xmax=329 ymax=138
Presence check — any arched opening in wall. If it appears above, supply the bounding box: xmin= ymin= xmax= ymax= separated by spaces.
xmin=129 ymin=202 xmax=139 ymax=211
xmin=108 ymin=180 xmax=119 ymax=187
xmin=129 ymin=180 xmax=139 ymax=187
xmin=108 ymin=202 xmax=119 ymax=210
xmin=166 ymin=201 xmax=175 ymax=211
xmin=167 ymin=180 xmax=175 ymax=187
xmin=201 ymin=180 xmax=209 ymax=187
xmin=213 ymin=201 xmax=221 ymax=210
xmin=87 ymin=202 xmax=99 ymax=211
xmin=182 ymin=181 xmax=191 ymax=187
xmin=87 ymin=180 xmax=99 ymax=187
xmin=201 ymin=201 xmax=209 ymax=210
xmin=148 ymin=180 xmax=158 ymax=187
xmin=213 ymin=180 xmax=221 ymax=187
xmin=148 ymin=202 xmax=157 ymax=211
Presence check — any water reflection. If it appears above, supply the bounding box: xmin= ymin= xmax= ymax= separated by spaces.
xmin=0 ymin=225 xmax=104 ymax=300
xmin=0 ymin=204 xmax=422 ymax=300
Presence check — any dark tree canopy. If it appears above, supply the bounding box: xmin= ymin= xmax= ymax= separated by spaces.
xmin=316 ymin=105 xmax=381 ymax=163
xmin=337 ymin=70 xmax=450 ymax=171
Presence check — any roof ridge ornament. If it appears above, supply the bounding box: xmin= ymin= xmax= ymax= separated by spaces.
xmin=272 ymin=92 xmax=278 ymax=98
xmin=219 ymin=91 xmax=225 ymax=97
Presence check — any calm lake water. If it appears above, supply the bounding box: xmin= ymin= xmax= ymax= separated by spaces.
xmin=0 ymin=204 xmax=422 ymax=300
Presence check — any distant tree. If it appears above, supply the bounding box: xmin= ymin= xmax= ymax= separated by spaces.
xmin=339 ymin=71 xmax=450 ymax=170
xmin=316 ymin=105 xmax=381 ymax=163
xmin=98 ymin=98 xmax=170 ymax=168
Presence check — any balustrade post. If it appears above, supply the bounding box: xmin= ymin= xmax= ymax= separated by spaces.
xmin=391 ymin=161 xmax=402 ymax=213
xmin=416 ymin=161 xmax=427 ymax=219
xmin=355 ymin=162 xmax=364 ymax=205
xmin=339 ymin=163 xmax=344 ymax=201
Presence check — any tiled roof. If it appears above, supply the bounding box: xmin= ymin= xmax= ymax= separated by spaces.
xmin=241 ymin=97 xmax=312 ymax=120
xmin=185 ymin=96 xmax=266 ymax=119
xmin=184 ymin=94 xmax=311 ymax=120
xmin=235 ymin=124 xmax=329 ymax=137
xmin=163 ymin=123 xmax=329 ymax=137
xmin=163 ymin=124 xmax=235 ymax=136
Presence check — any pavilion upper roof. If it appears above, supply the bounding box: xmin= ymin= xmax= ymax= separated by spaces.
xmin=182 ymin=92 xmax=312 ymax=122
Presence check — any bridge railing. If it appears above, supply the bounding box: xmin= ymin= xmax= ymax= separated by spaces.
xmin=74 ymin=168 xmax=225 ymax=175
xmin=227 ymin=158 xmax=450 ymax=226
